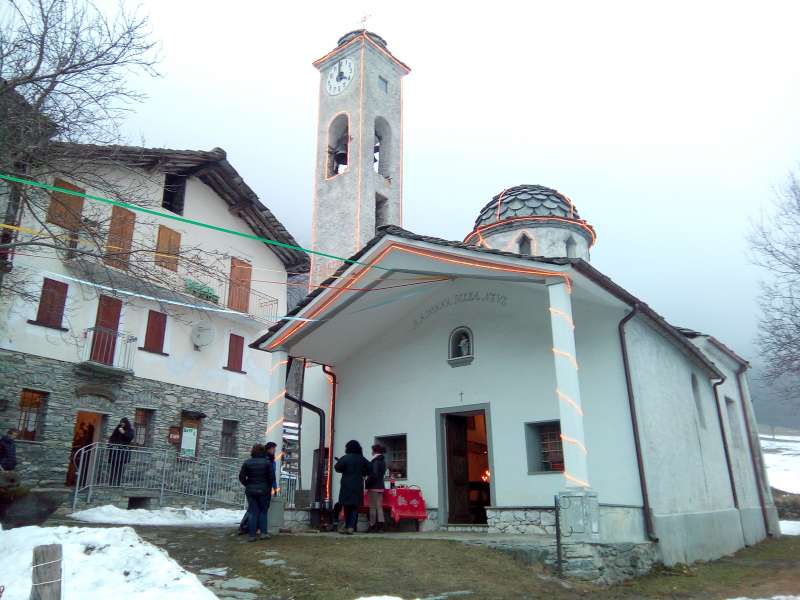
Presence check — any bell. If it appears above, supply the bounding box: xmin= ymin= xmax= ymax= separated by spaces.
xmin=333 ymin=139 xmax=348 ymax=166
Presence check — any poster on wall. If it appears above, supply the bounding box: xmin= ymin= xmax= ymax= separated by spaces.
xmin=180 ymin=426 xmax=197 ymax=457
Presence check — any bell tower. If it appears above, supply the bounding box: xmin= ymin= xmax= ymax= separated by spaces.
xmin=310 ymin=30 xmax=410 ymax=286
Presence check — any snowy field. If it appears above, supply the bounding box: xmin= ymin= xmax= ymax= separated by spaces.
xmin=0 ymin=525 xmax=216 ymax=600
xmin=69 ymin=504 xmax=245 ymax=527
xmin=761 ymin=435 xmax=800 ymax=495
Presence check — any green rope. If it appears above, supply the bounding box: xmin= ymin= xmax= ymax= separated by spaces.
xmin=0 ymin=172 xmax=384 ymax=270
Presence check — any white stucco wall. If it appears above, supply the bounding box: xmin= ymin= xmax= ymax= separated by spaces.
xmin=481 ymin=226 xmax=591 ymax=261
xmin=625 ymin=317 xmax=746 ymax=564
xmin=0 ymin=166 xmax=287 ymax=402
xmin=320 ymin=278 xmax=643 ymax=524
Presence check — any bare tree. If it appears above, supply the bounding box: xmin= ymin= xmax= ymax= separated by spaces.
xmin=750 ymin=173 xmax=800 ymax=382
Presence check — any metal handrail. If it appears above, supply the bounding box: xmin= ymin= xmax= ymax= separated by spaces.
xmin=72 ymin=442 xmax=295 ymax=510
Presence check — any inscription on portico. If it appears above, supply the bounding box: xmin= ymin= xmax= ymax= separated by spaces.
xmin=413 ymin=291 xmax=509 ymax=329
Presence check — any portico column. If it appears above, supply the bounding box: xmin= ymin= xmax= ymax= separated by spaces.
xmin=548 ymin=282 xmax=599 ymax=540
xmin=265 ymin=350 xmax=289 ymax=463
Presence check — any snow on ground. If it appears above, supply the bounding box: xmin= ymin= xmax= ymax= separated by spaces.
xmin=0 ymin=525 xmax=216 ymax=600
xmin=780 ymin=520 xmax=800 ymax=535
xmin=69 ymin=504 xmax=244 ymax=527
xmin=760 ymin=435 xmax=800 ymax=495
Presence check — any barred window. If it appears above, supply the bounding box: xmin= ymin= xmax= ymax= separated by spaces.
xmin=220 ymin=420 xmax=238 ymax=458
xmin=132 ymin=408 xmax=155 ymax=447
xmin=376 ymin=434 xmax=407 ymax=479
xmin=18 ymin=389 xmax=47 ymax=441
xmin=525 ymin=421 xmax=564 ymax=473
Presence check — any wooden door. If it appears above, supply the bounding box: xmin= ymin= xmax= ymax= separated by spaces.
xmin=90 ymin=296 xmax=122 ymax=364
xmin=445 ymin=414 xmax=471 ymax=524
xmin=227 ymin=257 xmax=252 ymax=313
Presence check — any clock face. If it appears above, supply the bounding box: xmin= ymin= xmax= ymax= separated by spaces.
xmin=325 ymin=58 xmax=355 ymax=96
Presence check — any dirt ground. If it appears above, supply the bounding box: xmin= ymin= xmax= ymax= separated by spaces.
xmin=128 ymin=525 xmax=800 ymax=600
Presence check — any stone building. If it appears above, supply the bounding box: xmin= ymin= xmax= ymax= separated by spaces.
xmin=0 ymin=144 xmax=306 ymax=488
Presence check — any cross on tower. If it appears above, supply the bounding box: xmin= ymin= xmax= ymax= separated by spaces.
xmin=359 ymin=13 xmax=371 ymax=30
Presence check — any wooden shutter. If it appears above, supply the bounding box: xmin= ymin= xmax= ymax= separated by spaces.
xmin=46 ymin=178 xmax=85 ymax=231
xmin=35 ymin=278 xmax=68 ymax=328
xmin=143 ymin=310 xmax=167 ymax=353
xmin=105 ymin=205 xmax=135 ymax=269
xmin=226 ymin=333 xmax=245 ymax=372
xmin=90 ymin=295 xmax=122 ymax=365
xmin=227 ymin=257 xmax=252 ymax=313
xmin=155 ymin=225 xmax=180 ymax=271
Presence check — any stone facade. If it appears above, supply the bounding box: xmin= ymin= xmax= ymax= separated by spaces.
xmin=487 ymin=506 xmax=557 ymax=535
xmin=0 ymin=350 xmax=269 ymax=488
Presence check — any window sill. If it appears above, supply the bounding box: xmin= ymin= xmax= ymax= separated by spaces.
xmin=138 ymin=347 xmax=169 ymax=357
xmin=222 ymin=367 xmax=248 ymax=375
xmin=527 ymin=470 xmax=565 ymax=476
xmin=447 ymin=356 xmax=474 ymax=368
xmin=27 ymin=319 xmax=68 ymax=332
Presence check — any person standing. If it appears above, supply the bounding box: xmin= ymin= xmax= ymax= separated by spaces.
xmin=0 ymin=429 xmax=18 ymax=471
xmin=239 ymin=441 xmax=280 ymax=536
xmin=107 ymin=417 xmax=135 ymax=485
xmin=366 ymin=443 xmax=387 ymax=533
xmin=238 ymin=443 xmax=275 ymax=542
xmin=334 ymin=439 xmax=369 ymax=535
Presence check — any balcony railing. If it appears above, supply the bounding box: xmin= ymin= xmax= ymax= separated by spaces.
xmin=183 ymin=275 xmax=279 ymax=324
xmin=80 ymin=326 xmax=137 ymax=373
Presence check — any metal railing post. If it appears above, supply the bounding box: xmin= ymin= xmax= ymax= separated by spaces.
xmin=203 ymin=460 xmax=212 ymax=510
xmin=72 ymin=449 xmax=83 ymax=511
xmin=159 ymin=448 xmax=168 ymax=505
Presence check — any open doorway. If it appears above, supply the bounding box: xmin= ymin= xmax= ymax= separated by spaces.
xmin=66 ymin=411 xmax=105 ymax=486
xmin=444 ymin=410 xmax=491 ymax=524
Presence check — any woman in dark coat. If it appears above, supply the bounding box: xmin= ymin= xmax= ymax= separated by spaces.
xmin=334 ymin=440 xmax=370 ymax=534
xmin=107 ymin=417 xmax=135 ymax=485
xmin=365 ymin=443 xmax=387 ymax=532
xmin=238 ymin=443 xmax=275 ymax=541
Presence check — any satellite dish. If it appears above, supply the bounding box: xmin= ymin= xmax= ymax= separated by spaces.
xmin=190 ymin=322 xmax=215 ymax=349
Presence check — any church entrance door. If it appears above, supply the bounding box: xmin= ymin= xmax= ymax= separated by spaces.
xmin=444 ymin=410 xmax=491 ymax=525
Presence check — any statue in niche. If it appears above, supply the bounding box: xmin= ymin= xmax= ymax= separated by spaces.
xmin=452 ymin=330 xmax=472 ymax=358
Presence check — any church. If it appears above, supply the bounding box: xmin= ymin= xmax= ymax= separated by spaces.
xmin=252 ymin=30 xmax=780 ymax=578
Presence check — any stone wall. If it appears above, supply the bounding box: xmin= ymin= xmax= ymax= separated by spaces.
xmin=486 ymin=506 xmax=556 ymax=535
xmin=0 ymin=350 xmax=269 ymax=488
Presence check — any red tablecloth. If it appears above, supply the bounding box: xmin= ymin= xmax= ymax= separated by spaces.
xmin=360 ymin=486 xmax=427 ymax=524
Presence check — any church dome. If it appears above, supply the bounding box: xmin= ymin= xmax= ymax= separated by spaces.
xmin=465 ymin=184 xmax=596 ymax=261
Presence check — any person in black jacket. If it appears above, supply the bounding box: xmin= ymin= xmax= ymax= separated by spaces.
xmin=239 ymin=443 xmax=275 ymax=541
xmin=0 ymin=429 xmax=18 ymax=471
xmin=107 ymin=417 xmax=135 ymax=485
xmin=366 ymin=443 xmax=387 ymax=532
xmin=334 ymin=439 xmax=369 ymax=534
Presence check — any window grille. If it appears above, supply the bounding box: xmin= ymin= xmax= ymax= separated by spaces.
xmin=221 ymin=420 xmax=238 ymax=458
xmin=18 ymin=389 xmax=47 ymax=441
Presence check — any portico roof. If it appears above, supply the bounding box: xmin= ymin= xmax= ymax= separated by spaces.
xmin=250 ymin=226 xmax=722 ymax=378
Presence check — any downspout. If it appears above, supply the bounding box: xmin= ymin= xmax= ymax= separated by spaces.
xmin=322 ymin=365 xmax=337 ymax=504
xmin=712 ymin=377 xmax=739 ymax=509
xmin=735 ymin=366 xmax=771 ymax=536
xmin=618 ymin=303 xmax=658 ymax=542
xmin=283 ymin=358 xmax=327 ymax=508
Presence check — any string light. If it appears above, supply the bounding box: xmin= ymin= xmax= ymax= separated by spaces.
xmin=494 ymin=188 xmax=509 ymax=221
xmin=465 ymin=215 xmax=597 ymax=247
xmin=267 ymin=389 xmax=286 ymax=407
xmin=269 ymin=359 xmax=288 ymax=373
xmin=560 ymin=433 xmax=588 ymax=455
xmin=563 ymin=472 xmax=590 ymax=488
xmin=552 ymin=348 xmax=579 ymax=370
xmin=265 ymin=417 xmax=284 ymax=436
xmin=548 ymin=308 xmax=575 ymax=329
xmin=556 ymin=389 xmax=583 ymax=416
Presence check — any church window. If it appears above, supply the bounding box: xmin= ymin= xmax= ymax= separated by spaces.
xmin=378 ymin=76 xmax=388 ymax=93
xmin=518 ymin=233 xmax=532 ymax=255
xmin=327 ymin=113 xmax=350 ymax=178
xmin=375 ymin=434 xmax=407 ymax=479
xmin=525 ymin=421 xmax=564 ymax=473
xmin=162 ymin=174 xmax=186 ymax=215
xmin=565 ymin=236 xmax=577 ymax=258
xmin=373 ymin=117 xmax=391 ymax=178
xmin=691 ymin=373 xmax=706 ymax=428
xmin=448 ymin=326 xmax=474 ymax=367
xmin=725 ymin=397 xmax=743 ymax=449
xmin=375 ymin=193 xmax=389 ymax=233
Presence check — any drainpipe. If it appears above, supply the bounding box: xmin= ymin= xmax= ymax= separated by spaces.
xmin=322 ymin=365 xmax=337 ymax=504
xmin=712 ymin=377 xmax=739 ymax=509
xmin=735 ymin=366 xmax=771 ymax=536
xmin=618 ymin=303 xmax=658 ymax=542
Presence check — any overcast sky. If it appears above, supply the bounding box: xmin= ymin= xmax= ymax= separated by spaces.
xmin=118 ymin=0 xmax=800 ymax=365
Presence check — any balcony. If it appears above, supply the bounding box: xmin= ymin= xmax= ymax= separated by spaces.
xmin=79 ymin=326 xmax=137 ymax=375
xmin=182 ymin=275 xmax=279 ymax=324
